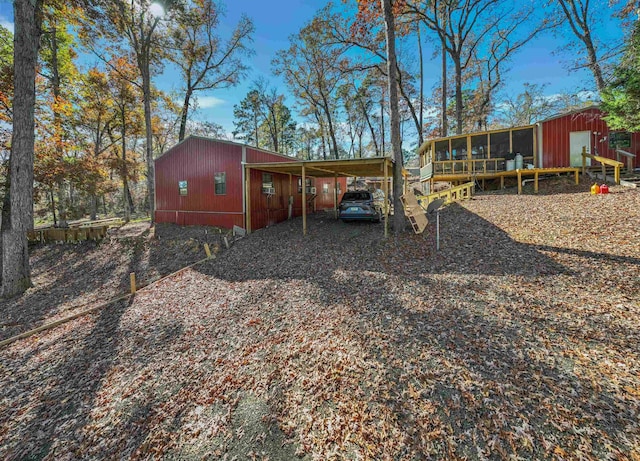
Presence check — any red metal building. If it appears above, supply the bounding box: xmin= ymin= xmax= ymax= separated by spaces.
xmin=155 ymin=137 xmax=346 ymax=230
xmin=539 ymin=106 xmax=640 ymax=169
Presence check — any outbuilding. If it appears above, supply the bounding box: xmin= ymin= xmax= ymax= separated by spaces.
xmin=538 ymin=106 xmax=639 ymax=169
xmin=154 ymin=137 xmax=347 ymax=231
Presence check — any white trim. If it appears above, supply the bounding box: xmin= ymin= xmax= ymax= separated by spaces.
xmin=242 ymin=146 xmax=247 ymax=216
xmin=536 ymin=123 xmax=543 ymax=168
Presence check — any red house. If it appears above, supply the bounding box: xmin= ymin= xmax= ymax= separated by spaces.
xmin=154 ymin=137 xmax=347 ymax=230
xmin=539 ymin=106 xmax=640 ymax=169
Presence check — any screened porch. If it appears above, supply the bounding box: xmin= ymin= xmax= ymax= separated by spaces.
xmin=419 ymin=126 xmax=537 ymax=178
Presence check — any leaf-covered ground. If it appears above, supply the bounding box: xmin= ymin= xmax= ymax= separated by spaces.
xmin=1 ymin=178 xmax=639 ymax=460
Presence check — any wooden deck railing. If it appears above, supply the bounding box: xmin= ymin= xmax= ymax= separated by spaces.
xmin=516 ymin=167 xmax=580 ymax=194
xmin=615 ymin=149 xmax=636 ymax=173
xmin=582 ymin=147 xmax=623 ymax=184
xmin=417 ymin=181 xmax=474 ymax=208
xmin=433 ymin=156 xmax=535 ymax=175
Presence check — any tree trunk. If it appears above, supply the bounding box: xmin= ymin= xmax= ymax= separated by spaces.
xmin=454 ymin=55 xmax=463 ymax=135
xmin=50 ymin=189 xmax=57 ymax=226
xmin=583 ymin=31 xmax=605 ymax=92
xmin=441 ymin=32 xmax=448 ymax=137
xmin=56 ymin=183 xmax=68 ymax=227
xmin=90 ymin=196 xmax=98 ymax=221
xmin=381 ymin=0 xmax=404 ymax=236
xmin=178 ymin=88 xmax=192 ymax=141
xmin=380 ymin=92 xmax=385 ymax=155
xmin=417 ymin=23 xmax=424 ymax=146
xmin=121 ymin=111 xmax=130 ymax=222
xmin=51 ymin=21 xmax=68 ymax=227
xmin=253 ymin=112 xmax=259 ymax=148
xmin=141 ymin=57 xmax=155 ymax=223
xmin=1 ymin=0 xmax=43 ymax=298
xmin=365 ymin=111 xmax=379 ymax=156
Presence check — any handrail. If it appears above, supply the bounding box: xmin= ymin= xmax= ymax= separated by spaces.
xmin=418 ymin=181 xmax=474 ymax=208
xmin=432 ymin=156 xmax=534 ymax=175
xmin=582 ymin=147 xmax=623 ymax=184
xmin=615 ymin=149 xmax=636 ymax=172
xmin=615 ymin=149 xmax=636 ymax=158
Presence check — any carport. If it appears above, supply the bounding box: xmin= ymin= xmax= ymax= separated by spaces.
xmin=244 ymin=157 xmax=395 ymax=237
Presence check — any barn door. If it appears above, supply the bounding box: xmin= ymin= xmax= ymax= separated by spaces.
xmin=570 ymin=131 xmax=591 ymax=167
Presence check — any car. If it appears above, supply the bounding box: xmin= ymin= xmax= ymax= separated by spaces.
xmin=338 ymin=190 xmax=383 ymax=222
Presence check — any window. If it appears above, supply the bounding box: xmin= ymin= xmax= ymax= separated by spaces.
xmin=178 ymin=180 xmax=187 ymax=196
xmin=262 ymin=173 xmax=273 ymax=189
xmin=214 ymin=172 xmax=226 ymax=195
xmin=262 ymin=173 xmax=274 ymax=194
xmin=610 ymin=131 xmax=631 ymax=149
xmin=322 ymin=183 xmax=329 ymax=193
xmin=297 ymin=177 xmax=312 ymax=193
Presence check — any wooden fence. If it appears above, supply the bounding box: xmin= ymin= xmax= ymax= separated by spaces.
xmin=27 ymin=225 xmax=111 ymax=243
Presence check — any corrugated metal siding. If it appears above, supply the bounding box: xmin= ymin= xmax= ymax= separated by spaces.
xmin=541 ymin=108 xmax=640 ymax=168
xmin=249 ymin=168 xmax=306 ymax=230
xmin=155 ymin=138 xmax=244 ymax=227
xmin=246 ymin=147 xmax=296 ymax=164
xmin=314 ymin=177 xmax=346 ymax=210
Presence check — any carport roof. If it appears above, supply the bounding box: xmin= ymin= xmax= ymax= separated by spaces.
xmin=244 ymin=156 xmax=394 ymax=178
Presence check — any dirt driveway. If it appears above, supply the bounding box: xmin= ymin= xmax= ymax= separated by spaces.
xmin=1 ymin=180 xmax=639 ymax=460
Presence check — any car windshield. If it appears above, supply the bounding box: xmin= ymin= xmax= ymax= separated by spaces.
xmin=342 ymin=191 xmax=370 ymax=201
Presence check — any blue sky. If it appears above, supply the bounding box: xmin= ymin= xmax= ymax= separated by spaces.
xmin=0 ymin=1 xmax=627 ymax=136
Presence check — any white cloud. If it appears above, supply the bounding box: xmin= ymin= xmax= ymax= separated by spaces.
xmin=0 ymin=16 xmax=14 ymax=34
xmin=195 ymin=96 xmax=226 ymax=109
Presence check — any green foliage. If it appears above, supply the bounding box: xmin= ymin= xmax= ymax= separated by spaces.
xmin=233 ymin=89 xmax=262 ymax=147
xmin=601 ymin=22 xmax=640 ymax=131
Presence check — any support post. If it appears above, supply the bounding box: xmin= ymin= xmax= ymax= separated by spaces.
xmin=334 ymin=174 xmax=338 ymax=219
xmin=383 ymin=159 xmax=389 ymax=238
xmin=534 ymin=171 xmax=539 ymax=193
xmin=302 ymin=165 xmax=307 ymax=235
xmin=130 ymin=273 xmax=136 ymax=295
xmin=500 ymin=175 xmax=504 ymax=190
xmin=574 ymin=169 xmax=579 ymax=185
xmin=288 ymin=173 xmax=293 ymax=220
xmin=582 ymin=146 xmax=587 ymax=175
xmin=467 ymin=135 xmax=472 ymax=174
xmin=615 ymin=165 xmax=620 ymax=184
xmin=436 ymin=210 xmax=440 ymax=251
xmin=517 ymin=170 xmax=522 ymax=195
xmin=204 ymin=243 xmax=212 ymax=259
xmin=245 ymin=166 xmax=252 ymax=233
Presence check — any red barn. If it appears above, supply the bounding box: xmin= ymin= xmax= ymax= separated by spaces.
xmin=539 ymin=106 xmax=640 ymax=169
xmin=154 ymin=137 xmax=347 ymax=230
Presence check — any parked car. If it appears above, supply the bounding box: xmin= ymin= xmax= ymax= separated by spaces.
xmin=338 ymin=190 xmax=382 ymax=222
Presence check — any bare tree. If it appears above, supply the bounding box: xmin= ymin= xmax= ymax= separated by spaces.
xmin=273 ymin=18 xmax=344 ymax=159
xmin=86 ymin=0 xmax=178 ymax=223
xmin=169 ymin=1 xmax=254 ymax=141
xmin=550 ymin=0 xmax=622 ymax=93
xmin=410 ymin=0 xmax=551 ymax=134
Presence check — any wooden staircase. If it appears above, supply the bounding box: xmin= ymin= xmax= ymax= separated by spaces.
xmin=401 ymin=192 xmax=429 ymax=234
